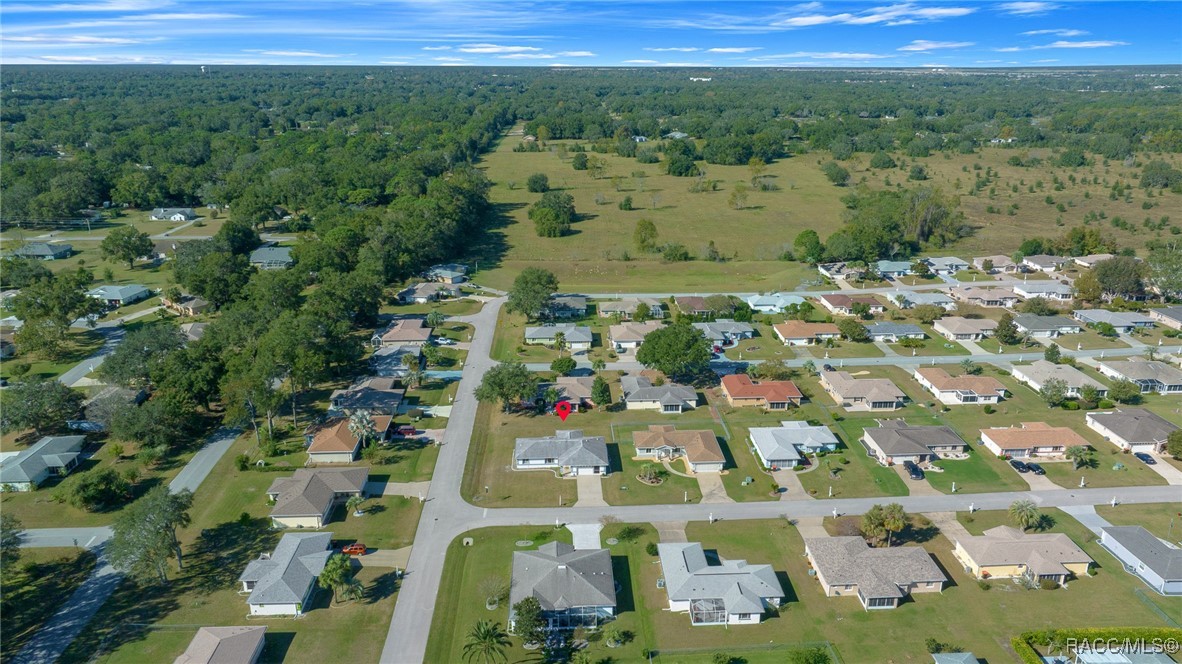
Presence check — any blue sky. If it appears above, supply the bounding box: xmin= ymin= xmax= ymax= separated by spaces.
xmin=1 ymin=1 xmax=1177 ymax=67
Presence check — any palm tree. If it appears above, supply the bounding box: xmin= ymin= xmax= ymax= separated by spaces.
xmin=338 ymin=577 xmax=364 ymax=602
xmin=317 ymin=553 xmax=355 ymax=603
xmin=1065 ymin=445 xmax=1092 ymax=470
xmin=553 ymin=331 xmax=567 ymax=356
xmin=881 ymin=503 xmax=907 ymax=547
xmin=346 ymin=494 xmax=366 ymax=517
xmin=405 ymin=367 xmax=425 ymax=389
xmin=542 ymin=387 xmax=560 ymax=407
xmin=425 ymin=310 xmax=445 ymax=329
xmin=591 ymin=358 xmax=606 ymax=373
xmin=348 ymin=410 xmax=377 ymax=448
xmin=1009 ymin=499 xmax=1042 ymax=531
xmin=462 ymin=620 xmax=511 ymax=664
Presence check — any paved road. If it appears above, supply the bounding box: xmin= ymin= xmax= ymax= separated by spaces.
xmin=18 ymin=526 xmax=112 ymax=549
xmin=56 ymin=326 xmax=125 ymax=387
xmin=169 ymin=427 xmax=243 ymax=494
xmin=378 ymin=295 xmax=1182 ymax=664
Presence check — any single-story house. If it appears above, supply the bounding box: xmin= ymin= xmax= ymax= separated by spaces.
xmin=950 ymin=287 xmax=1019 ymax=308
xmin=180 ymin=322 xmax=208 ymax=343
xmin=674 ymin=296 xmax=715 ymax=317
xmin=425 ymin=263 xmax=467 ymax=284
xmin=1147 ymin=306 xmax=1182 ymax=331
xmin=1012 ymin=282 xmax=1074 ymax=302
xmin=1073 ymin=309 xmax=1155 ymax=333
xmin=538 ymin=376 xmax=596 ymax=411
xmin=1098 ymin=360 xmax=1182 ymax=395
xmin=266 ymin=468 xmax=369 ymax=529
xmin=862 ymin=420 xmax=967 ymax=465
xmin=524 ymin=323 xmax=593 ymax=351
xmin=819 ymin=371 xmax=906 ymax=412
xmin=239 ymin=532 xmax=332 ymax=616
xmin=608 ymin=320 xmax=663 ymax=351
xmin=748 ymin=421 xmax=839 ymax=470
xmin=510 ymin=542 xmax=616 ymax=631
xmin=372 ymin=318 xmax=432 ymax=347
xmin=657 ymin=542 xmax=784 ymax=625
xmin=1074 ymin=253 xmax=1116 ymax=268
xmin=933 ymin=317 xmax=996 ymax=341
xmin=913 ymin=367 xmax=1006 ymax=405
xmin=149 ymin=207 xmax=196 ymax=221
xmin=369 ymin=344 xmax=422 ymax=377
xmin=773 ymin=321 xmax=841 ymax=346
xmin=161 ymin=293 xmax=209 ymax=316
xmin=1099 ymin=526 xmax=1182 ymax=596
xmin=248 ymin=246 xmax=293 ymax=270
xmin=745 ymin=293 xmax=806 ymax=314
xmin=1011 ymin=360 xmax=1108 ymax=398
xmin=692 ymin=319 xmax=755 ymax=346
xmin=398 ymin=282 xmax=458 ymax=304
xmin=891 ymin=291 xmax=955 ymax=311
xmin=11 ymin=242 xmax=72 ymax=260
xmin=513 ymin=429 xmax=610 ymax=476
xmin=864 ymin=322 xmax=925 ymax=343
xmin=817 ymin=262 xmax=866 ymax=281
xmin=923 ymin=257 xmax=969 ymax=275
xmin=719 ymin=374 xmax=802 ymax=410
xmin=1013 ymin=314 xmax=1082 ymax=338
xmin=980 ymin=422 xmax=1091 ymax=458
xmin=597 ymin=297 xmax=665 ymax=320
xmin=304 ymin=417 xmax=390 ymax=463
xmin=88 ymin=284 xmax=150 ymax=308
xmin=0 ymin=435 xmax=86 ymax=492
xmin=620 ymin=376 xmax=698 ymax=413
xmin=149 ymin=239 xmax=189 ymax=261
xmin=973 ymin=255 xmax=1018 ymax=273
xmin=174 ymin=626 xmax=266 ymax=664
xmin=1086 ymin=408 xmax=1179 ymax=453
xmin=548 ymin=294 xmax=588 ymax=319
xmin=804 ymin=536 xmax=946 ymax=610
xmin=953 ymin=525 xmax=1092 ymax=586
xmin=329 ymin=376 xmax=404 ymax=415
xmin=932 ymin=654 xmax=978 ymax=664
xmin=817 ymin=293 xmax=885 ymax=316
xmin=1022 ymin=254 xmax=1068 ymax=273
xmin=875 ymin=260 xmax=913 ymax=279
xmin=633 ymin=425 xmax=725 ymax=473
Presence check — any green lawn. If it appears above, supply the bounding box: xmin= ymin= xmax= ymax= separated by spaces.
xmin=1053 ymin=329 xmax=1130 ymax=351
xmin=926 ymin=445 xmax=1029 ymax=494
xmin=1041 ymin=453 xmax=1167 ymax=489
xmin=802 ymin=340 xmax=885 ymax=359
xmin=894 ymin=332 xmax=972 ymax=357
xmin=1096 ymin=503 xmax=1182 ymax=541
xmin=0 ymin=328 xmax=106 ymax=381
xmin=383 ymin=298 xmax=484 ymax=317
xmin=461 ymin=401 xmax=579 ymax=508
xmin=0 ymin=547 xmax=97 ymax=659
xmin=798 ymin=418 xmax=910 ymax=499
xmin=488 ymin=307 xmax=614 ymax=365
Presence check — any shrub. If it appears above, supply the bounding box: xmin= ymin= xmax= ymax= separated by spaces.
xmin=235 ymin=454 xmax=250 ymax=471
xmin=983 ymin=404 xmax=995 ymax=414
xmin=1039 ymin=578 xmax=1059 ymax=590
xmin=977 ymin=579 xmax=991 ymax=590
xmin=645 ymin=541 xmax=658 ymax=556
xmin=526 ymin=173 xmax=550 ymax=193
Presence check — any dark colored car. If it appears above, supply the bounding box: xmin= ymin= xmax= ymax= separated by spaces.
xmin=822 ymin=364 xmax=835 ymax=372
xmin=903 ymin=460 xmax=925 ymax=480
xmin=1026 ymin=462 xmax=1046 ymax=475
xmin=1009 ymin=459 xmax=1030 ymax=473
xmin=395 ymin=425 xmax=417 ymax=437
xmin=1133 ymin=452 xmax=1157 ymax=465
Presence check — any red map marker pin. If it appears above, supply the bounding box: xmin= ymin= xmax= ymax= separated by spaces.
xmin=555 ymin=401 xmax=572 ymax=422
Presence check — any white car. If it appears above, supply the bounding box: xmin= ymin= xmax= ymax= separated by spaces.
xmin=435 ymin=338 xmax=457 ymax=346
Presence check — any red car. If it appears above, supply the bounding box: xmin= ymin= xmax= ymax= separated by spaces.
xmin=342 ymin=543 xmax=367 ymax=556
xmin=396 ymin=425 xmax=417 ymax=437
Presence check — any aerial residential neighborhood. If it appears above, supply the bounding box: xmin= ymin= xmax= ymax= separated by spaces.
xmin=1 ymin=12 xmax=1181 ymax=664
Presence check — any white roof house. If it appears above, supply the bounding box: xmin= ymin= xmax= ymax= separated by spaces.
xmin=748 ymin=421 xmax=839 ymax=470
xmin=1098 ymin=361 xmax=1182 ymax=395
xmin=657 ymin=542 xmax=784 ymax=626
xmin=87 ymin=284 xmax=151 ymax=307
xmin=523 ymin=324 xmax=592 ymax=350
xmin=745 ymin=293 xmax=807 ymax=314
xmin=922 ymin=257 xmax=969 ymax=275
xmin=1099 ymin=526 xmax=1182 ymax=596
xmin=1012 ymin=282 xmax=1074 ymax=301
xmin=1011 ymin=360 xmax=1108 ymax=397
xmin=932 ymin=317 xmax=996 ymax=341
xmin=891 ymin=291 xmax=955 ymax=310
xmin=1073 ymin=309 xmax=1155 ymax=333
xmin=513 ymin=430 xmax=610 ymax=476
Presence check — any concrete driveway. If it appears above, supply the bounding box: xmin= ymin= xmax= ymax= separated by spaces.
xmin=895 ymin=465 xmax=942 ymax=496
xmin=697 ymin=472 xmax=733 ymax=503
xmin=575 ymin=475 xmax=607 ymax=506
xmin=1145 ymin=457 xmax=1182 ymax=485
xmin=652 ymin=521 xmax=688 ymax=542
xmin=773 ymin=468 xmax=812 ymax=500
xmin=1016 ymin=465 xmax=1063 ymax=491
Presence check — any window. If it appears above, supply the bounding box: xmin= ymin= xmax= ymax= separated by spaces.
xmin=738 ymin=613 xmax=752 ymax=620
xmin=867 ymin=597 xmax=895 ymax=608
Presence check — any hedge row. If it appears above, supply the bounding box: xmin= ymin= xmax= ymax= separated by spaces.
xmin=1011 ymin=627 xmax=1182 ymax=664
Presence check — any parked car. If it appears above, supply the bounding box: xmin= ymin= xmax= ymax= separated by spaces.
xmin=1009 ymin=459 xmax=1030 ymax=473
xmin=822 ymin=364 xmax=835 ymax=372
xmin=1026 ymin=462 xmax=1046 ymax=475
xmin=903 ymin=460 xmax=925 ymax=480
xmin=436 ymin=338 xmax=457 ymax=346
xmin=1133 ymin=452 xmax=1157 ymax=465
xmin=342 ymin=543 xmax=366 ymax=556
xmin=395 ymin=425 xmax=417 ymax=437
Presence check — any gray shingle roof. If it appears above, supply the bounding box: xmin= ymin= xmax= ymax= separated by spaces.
xmin=1014 ymin=314 xmax=1079 ymax=332
xmin=266 ymin=468 xmax=368 ymax=519
xmin=864 ymin=421 xmax=966 ymax=457
xmin=174 ymin=626 xmax=266 ymax=664
xmin=931 ymin=654 xmax=977 ymax=664
xmin=514 ymin=430 xmax=610 ymax=468
xmin=1013 ymin=360 xmax=1106 ymax=391
xmin=510 ymin=542 xmax=616 ymax=611
xmin=658 ymin=542 xmax=783 ymax=611
xmin=1088 ymin=408 xmax=1179 ymax=444
xmin=524 ymin=324 xmax=593 ymax=344
xmin=151 ymin=207 xmax=196 ymax=218
xmin=1101 ymin=526 xmax=1182 ymax=581
xmin=749 ymin=421 xmax=837 ymax=463
xmin=1100 ymin=361 xmax=1182 ymax=386
xmin=1073 ymin=310 xmax=1154 ymax=327
xmin=369 ymin=345 xmax=421 ymax=376
xmin=806 ymin=537 xmax=945 ymax=599
xmin=692 ymin=319 xmax=754 ymax=342
xmin=239 ymin=532 xmax=332 ymax=605
xmin=620 ymin=376 xmax=696 ymax=408
xmin=957 ymin=526 xmax=1091 ymax=576
xmin=329 ymin=376 xmax=404 ymax=414
xmin=0 ymin=435 xmax=85 ymax=484
xmin=87 ymin=284 xmax=149 ymax=302
xmin=864 ymin=322 xmax=924 ymax=337
xmin=248 ymin=246 xmax=293 ymax=265
xmin=897 ymin=291 xmax=954 ymax=307
xmin=745 ymin=293 xmax=806 ymax=311
xmin=12 ymin=242 xmax=72 ymax=258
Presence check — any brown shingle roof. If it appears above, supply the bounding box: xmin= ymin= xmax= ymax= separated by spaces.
xmin=774 ymin=321 xmax=841 ymax=339
xmin=633 ymin=425 xmax=724 ymax=464
xmin=980 ymin=423 xmax=1089 ymax=450
xmin=916 ymin=367 xmax=1006 ymax=396
xmin=721 ymin=374 xmax=802 ymax=403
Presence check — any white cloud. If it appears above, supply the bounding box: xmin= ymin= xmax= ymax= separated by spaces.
xmin=245 ymin=49 xmax=348 ymax=58
xmin=994 ymin=46 xmax=1025 ymax=52
xmin=497 ymin=53 xmax=555 ymax=59
xmin=2 ymin=0 xmax=168 ymax=12
xmin=771 ymin=3 xmax=977 ymax=29
xmin=644 ymin=47 xmax=699 ymax=52
xmin=421 ymin=45 xmax=452 ymax=51
xmin=898 ymin=40 xmax=974 ymax=51
xmin=1033 ymin=58 xmax=1059 ymax=63
xmin=1022 ymin=28 xmax=1087 ymax=36
xmin=706 ymin=47 xmax=761 ymax=53
xmin=751 ymin=51 xmax=889 ymax=61
xmin=433 ymin=56 xmax=469 ymax=62
xmin=1 ymin=34 xmax=157 ymax=44
xmin=622 ymin=59 xmax=659 ymax=64
xmin=1039 ymin=40 xmax=1128 ymax=49
xmin=455 ymin=43 xmax=541 ymax=54
xmin=997 ymin=2 xmax=1060 ymax=15
xmin=556 ymin=50 xmax=595 ymax=57
xmin=921 ymin=63 xmax=950 ymax=68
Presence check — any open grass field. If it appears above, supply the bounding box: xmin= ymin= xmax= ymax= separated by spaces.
xmin=1053 ymin=328 xmax=1131 ymax=351
xmin=0 ymin=547 xmax=97 ymax=660
xmin=0 ymin=207 xmax=224 ymax=245
xmin=380 ymin=297 xmax=484 ymax=318
xmin=469 ymin=129 xmax=1182 ymax=292
xmin=0 ymin=328 xmax=105 ymax=381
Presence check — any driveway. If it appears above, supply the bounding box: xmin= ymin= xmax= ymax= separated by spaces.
xmin=1145 ymin=457 xmax=1182 ymax=485
xmin=696 ymin=472 xmax=733 ymax=503
xmin=1015 ymin=465 xmax=1062 ymax=491
xmin=895 ymin=465 xmax=942 ymax=496
xmin=368 ymin=480 xmax=431 ymax=498
xmin=652 ymin=521 xmax=688 ymax=542
xmin=773 ymin=468 xmax=812 ymax=501
xmin=574 ymin=474 xmax=607 ymax=507
xmin=1059 ymin=505 xmax=1113 ymax=535
xmin=794 ymin=516 xmax=829 ymax=540
xmin=566 ymin=523 xmax=603 ymax=550
xmin=924 ymin=512 xmax=972 ymax=542
xmin=357 ymin=546 xmax=413 ymax=569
